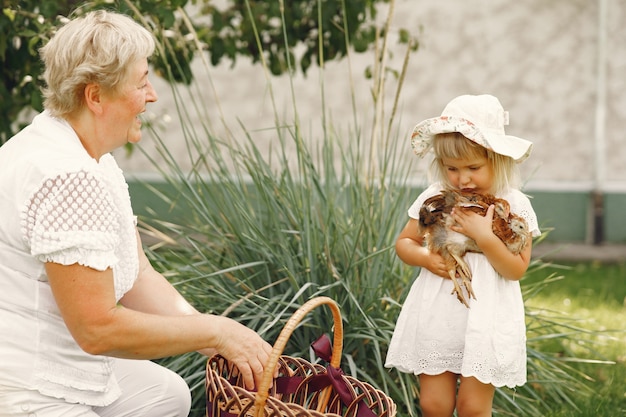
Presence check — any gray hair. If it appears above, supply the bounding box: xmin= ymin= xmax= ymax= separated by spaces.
xmin=40 ymin=10 xmax=156 ymax=118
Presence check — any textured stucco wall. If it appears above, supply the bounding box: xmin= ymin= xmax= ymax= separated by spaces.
xmin=116 ymin=0 xmax=626 ymax=193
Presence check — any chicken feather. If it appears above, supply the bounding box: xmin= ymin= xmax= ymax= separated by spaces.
xmin=418 ymin=190 xmax=529 ymax=307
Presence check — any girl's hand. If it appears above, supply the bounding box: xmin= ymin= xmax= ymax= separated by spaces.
xmin=449 ymin=204 xmax=532 ymax=280
xmin=450 ymin=204 xmax=495 ymax=242
xmin=424 ymin=251 xmax=452 ymax=279
xmin=395 ymin=218 xmax=453 ymax=280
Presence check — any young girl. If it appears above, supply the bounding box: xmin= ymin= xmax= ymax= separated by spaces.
xmin=385 ymin=95 xmax=541 ymax=417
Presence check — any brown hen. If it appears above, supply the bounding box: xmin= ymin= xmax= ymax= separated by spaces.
xmin=418 ymin=190 xmax=529 ymax=307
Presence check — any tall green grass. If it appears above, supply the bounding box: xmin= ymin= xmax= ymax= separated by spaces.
xmin=131 ymin=2 xmax=618 ymax=416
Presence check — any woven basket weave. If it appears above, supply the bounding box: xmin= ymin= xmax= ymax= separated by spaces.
xmin=206 ymin=297 xmax=397 ymax=417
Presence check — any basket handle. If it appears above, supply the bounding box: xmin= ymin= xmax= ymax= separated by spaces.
xmin=254 ymin=296 xmax=343 ymax=417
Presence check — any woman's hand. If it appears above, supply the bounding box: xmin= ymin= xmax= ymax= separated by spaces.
xmin=211 ymin=320 xmax=274 ymax=390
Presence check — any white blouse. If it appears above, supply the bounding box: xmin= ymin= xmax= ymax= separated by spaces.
xmin=0 ymin=111 xmax=139 ymax=406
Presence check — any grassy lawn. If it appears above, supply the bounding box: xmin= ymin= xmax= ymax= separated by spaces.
xmin=523 ymin=261 xmax=626 ymax=416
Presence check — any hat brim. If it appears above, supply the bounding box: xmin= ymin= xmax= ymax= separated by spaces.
xmin=410 ymin=116 xmax=532 ymax=162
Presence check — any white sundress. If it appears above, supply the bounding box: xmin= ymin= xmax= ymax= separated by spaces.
xmin=384 ymin=183 xmax=541 ymax=388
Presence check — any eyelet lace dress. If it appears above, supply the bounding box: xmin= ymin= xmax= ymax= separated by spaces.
xmin=384 ymin=183 xmax=540 ymax=388
xmin=0 ymin=111 xmax=138 ymax=406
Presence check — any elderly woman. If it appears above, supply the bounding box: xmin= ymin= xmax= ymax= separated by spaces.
xmin=0 ymin=10 xmax=273 ymax=416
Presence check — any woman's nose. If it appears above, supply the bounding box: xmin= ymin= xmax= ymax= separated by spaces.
xmin=146 ymin=80 xmax=158 ymax=103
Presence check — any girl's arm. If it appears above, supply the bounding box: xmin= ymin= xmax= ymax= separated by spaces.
xmin=395 ymin=218 xmax=452 ymax=279
xmin=451 ymin=205 xmax=532 ymax=280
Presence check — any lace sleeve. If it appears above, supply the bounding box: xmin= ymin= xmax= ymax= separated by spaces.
xmin=20 ymin=171 xmax=121 ymax=271
xmin=509 ymin=190 xmax=541 ymax=237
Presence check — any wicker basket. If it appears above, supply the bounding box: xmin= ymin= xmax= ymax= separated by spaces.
xmin=206 ymin=296 xmax=397 ymax=417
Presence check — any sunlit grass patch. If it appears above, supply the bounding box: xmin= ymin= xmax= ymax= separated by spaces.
xmin=522 ymin=262 xmax=626 ymax=416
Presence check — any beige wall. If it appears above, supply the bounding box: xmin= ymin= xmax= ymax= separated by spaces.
xmin=116 ymin=0 xmax=626 ymax=193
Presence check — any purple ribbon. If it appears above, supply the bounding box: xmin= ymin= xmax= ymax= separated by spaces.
xmin=308 ymin=334 xmax=377 ymax=417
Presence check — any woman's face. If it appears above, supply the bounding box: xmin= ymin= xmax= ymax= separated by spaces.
xmin=441 ymin=155 xmax=495 ymax=195
xmin=101 ymin=58 xmax=158 ymax=147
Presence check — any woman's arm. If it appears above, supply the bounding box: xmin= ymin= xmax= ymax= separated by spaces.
xmin=45 ymin=229 xmax=271 ymax=389
xmin=117 ymin=230 xmax=218 ymax=357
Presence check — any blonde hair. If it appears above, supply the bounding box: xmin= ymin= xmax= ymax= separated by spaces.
xmin=40 ymin=10 xmax=156 ymax=118
xmin=429 ymin=132 xmax=520 ymax=195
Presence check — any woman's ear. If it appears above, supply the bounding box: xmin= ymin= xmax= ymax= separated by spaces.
xmin=83 ymin=83 xmax=103 ymax=115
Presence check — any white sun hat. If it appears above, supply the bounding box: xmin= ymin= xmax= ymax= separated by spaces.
xmin=410 ymin=94 xmax=533 ymax=162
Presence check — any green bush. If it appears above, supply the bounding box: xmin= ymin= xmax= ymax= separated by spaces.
xmin=134 ymin=3 xmax=607 ymax=417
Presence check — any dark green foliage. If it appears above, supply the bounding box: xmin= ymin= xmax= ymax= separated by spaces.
xmin=194 ymin=0 xmax=381 ymax=74
xmin=0 ymin=1 xmax=65 ymax=143
xmin=1 ymin=0 xmax=415 ymax=144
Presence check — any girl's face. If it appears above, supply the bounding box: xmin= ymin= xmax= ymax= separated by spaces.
xmin=441 ymin=155 xmax=495 ymax=195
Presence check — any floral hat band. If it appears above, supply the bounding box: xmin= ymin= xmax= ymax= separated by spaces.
xmin=410 ymin=94 xmax=533 ymax=162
